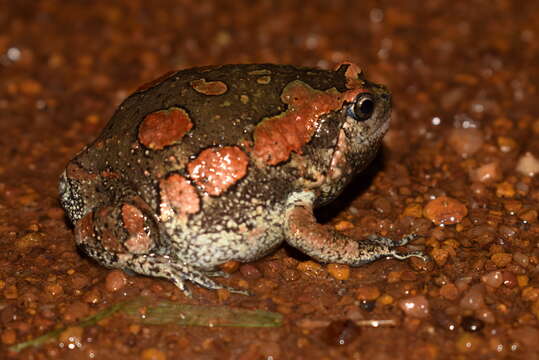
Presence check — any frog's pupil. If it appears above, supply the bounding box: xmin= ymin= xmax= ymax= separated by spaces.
xmin=353 ymin=94 xmax=374 ymax=120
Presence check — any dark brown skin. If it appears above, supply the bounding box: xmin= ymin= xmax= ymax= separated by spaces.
xmin=59 ymin=63 xmax=426 ymax=295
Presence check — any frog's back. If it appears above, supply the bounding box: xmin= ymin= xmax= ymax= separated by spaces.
xmin=99 ymin=64 xmax=349 ymax=154
xmin=70 ymin=64 xmax=350 ymax=212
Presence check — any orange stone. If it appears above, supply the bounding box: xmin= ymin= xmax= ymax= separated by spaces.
xmin=423 ymin=196 xmax=468 ymax=225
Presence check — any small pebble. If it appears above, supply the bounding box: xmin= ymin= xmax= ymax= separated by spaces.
xmin=495 ymin=182 xmax=515 ymax=198
xmin=460 ymin=284 xmax=485 ymax=310
xmin=516 ymin=275 xmax=529 ymax=288
xmin=497 ymin=136 xmax=518 ymax=153
xmin=70 ymin=273 xmax=90 ymax=290
xmin=432 ymin=311 xmax=457 ymax=331
xmin=398 ymin=295 xmax=430 ymax=318
xmin=1 ymin=329 xmax=16 ymax=345
xmin=58 ymin=326 xmax=84 ymax=346
xmin=323 ymin=320 xmax=361 ymax=346
xmin=516 ymin=152 xmax=539 ymax=176
xmin=515 ymin=181 xmax=530 ymax=195
xmin=239 ymin=264 xmax=262 ymax=279
xmin=518 ymin=208 xmax=538 ymax=223
xmin=334 ymin=220 xmax=353 ymax=231
xmin=456 ymin=333 xmax=483 ymax=353
xmin=461 ymin=316 xmax=484 ymax=332
xmin=105 ymin=270 xmax=127 ymax=292
xmin=141 ymin=347 xmax=167 ymax=360
xmin=403 ymin=203 xmax=423 ymax=218
xmin=44 ymin=283 xmax=63 ymax=297
xmin=440 ymin=283 xmax=459 ymax=300
xmin=376 ymin=294 xmax=394 ymax=306
xmin=475 ymin=308 xmax=495 ymax=324
xmin=502 ymin=271 xmax=518 ymax=288
xmin=481 ymin=271 xmax=503 ymax=288
xmin=498 ymin=225 xmax=517 ymax=239
xmin=503 ymin=199 xmax=522 ymax=213
xmin=82 ymin=287 xmax=101 ymax=304
xmin=63 ymin=301 xmax=90 ymax=322
xmin=327 ymin=264 xmax=350 ymax=280
xmin=296 ymin=261 xmax=324 ymax=278
xmin=522 ymin=287 xmax=539 ymax=302
xmin=469 ymin=162 xmax=501 ymax=183
xmin=15 ymin=232 xmax=45 ymax=250
xmin=423 ymin=196 xmax=468 ymax=225
xmin=281 ymin=269 xmax=300 ymax=282
xmin=447 ymin=128 xmax=484 ymax=157
xmin=359 ymin=300 xmax=376 ymax=312
xmin=355 ymin=286 xmax=380 ymax=301
xmin=513 ymin=252 xmax=529 ymax=268
xmin=431 ymin=248 xmax=449 ymax=266
xmin=490 ymin=253 xmax=512 ymax=268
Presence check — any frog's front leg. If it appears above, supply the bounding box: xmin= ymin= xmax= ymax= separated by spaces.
xmin=74 ymin=201 xmax=248 ymax=296
xmin=283 ymin=192 xmax=428 ymax=265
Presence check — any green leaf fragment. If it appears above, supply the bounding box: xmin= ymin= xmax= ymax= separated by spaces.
xmin=122 ymin=298 xmax=282 ymax=328
xmin=9 ymin=297 xmax=282 ymax=352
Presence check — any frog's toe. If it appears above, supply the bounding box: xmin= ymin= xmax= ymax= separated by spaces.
xmin=205 ymin=270 xmax=230 ymax=278
xmin=182 ymin=268 xmax=251 ymax=296
xmin=390 ymin=249 xmax=429 ymax=262
xmin=168 ymin=276 xmax=193 ymax=297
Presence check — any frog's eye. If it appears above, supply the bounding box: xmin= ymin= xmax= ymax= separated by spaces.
xmin=351 ymin=93 xmax=375 ymax=121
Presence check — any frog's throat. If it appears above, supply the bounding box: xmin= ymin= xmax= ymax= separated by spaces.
xmin=327 ymin=128 xmax=348 ymax=182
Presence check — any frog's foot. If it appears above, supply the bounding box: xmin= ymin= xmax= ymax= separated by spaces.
xmin=366 ymin=234 xmax=428 ymax=262
xmin=122 ymin=254 xmax=250 ymax=297
xmin=74 ymin=201 xmax=249 ymax=297
xmin=284 ymin=192 xmax=428 ymax=266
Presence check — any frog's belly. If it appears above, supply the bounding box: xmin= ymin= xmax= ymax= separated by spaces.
xmin=183 ymin=222 xmax=284 ymax=269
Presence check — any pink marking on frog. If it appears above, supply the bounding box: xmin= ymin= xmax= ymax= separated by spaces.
xmin=252 ymin=80 xmax=365 ymax=166
xmin=187 ymin=146 xmax=249 ymax=196
xmin=159 ymin=174 xmax=200 ymax=221
xmin=138 ymin=107 xmax=193 ymax=150
xmin=190 ymin=78 xmax=228 ymax=95
xmin=121 ymin=204 xmax=153 ymax=254
xmin=339 ymin=62 xmax=363 ymax=89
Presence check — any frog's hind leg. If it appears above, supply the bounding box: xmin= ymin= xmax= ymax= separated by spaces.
xmin=74 ymin=197 xmax=248 ymax=296
xmin=283 ymin=191 xmax=428 ymax=265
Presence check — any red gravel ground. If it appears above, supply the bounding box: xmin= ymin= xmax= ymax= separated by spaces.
xmin=2 ymin=0 xmax=539 ymax=359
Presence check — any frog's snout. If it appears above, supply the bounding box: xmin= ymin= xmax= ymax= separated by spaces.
xmin=58 ymin=170 xmax=86 ymax=223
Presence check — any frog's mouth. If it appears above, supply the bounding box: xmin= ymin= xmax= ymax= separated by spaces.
xmin=327 ymin=128 xmax=349 ymax=181
xmin=328 ymin=120 xmax=389 ymax=182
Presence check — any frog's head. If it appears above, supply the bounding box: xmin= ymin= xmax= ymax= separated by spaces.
xmin=248 ymin=63 xmax=390 ymax=205
xmin=302 ymin=64 xmax=392 ymax=205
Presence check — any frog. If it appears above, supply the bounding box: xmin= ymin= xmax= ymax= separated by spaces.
xmin=59 ymin=63 xmax=427 ymax=295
